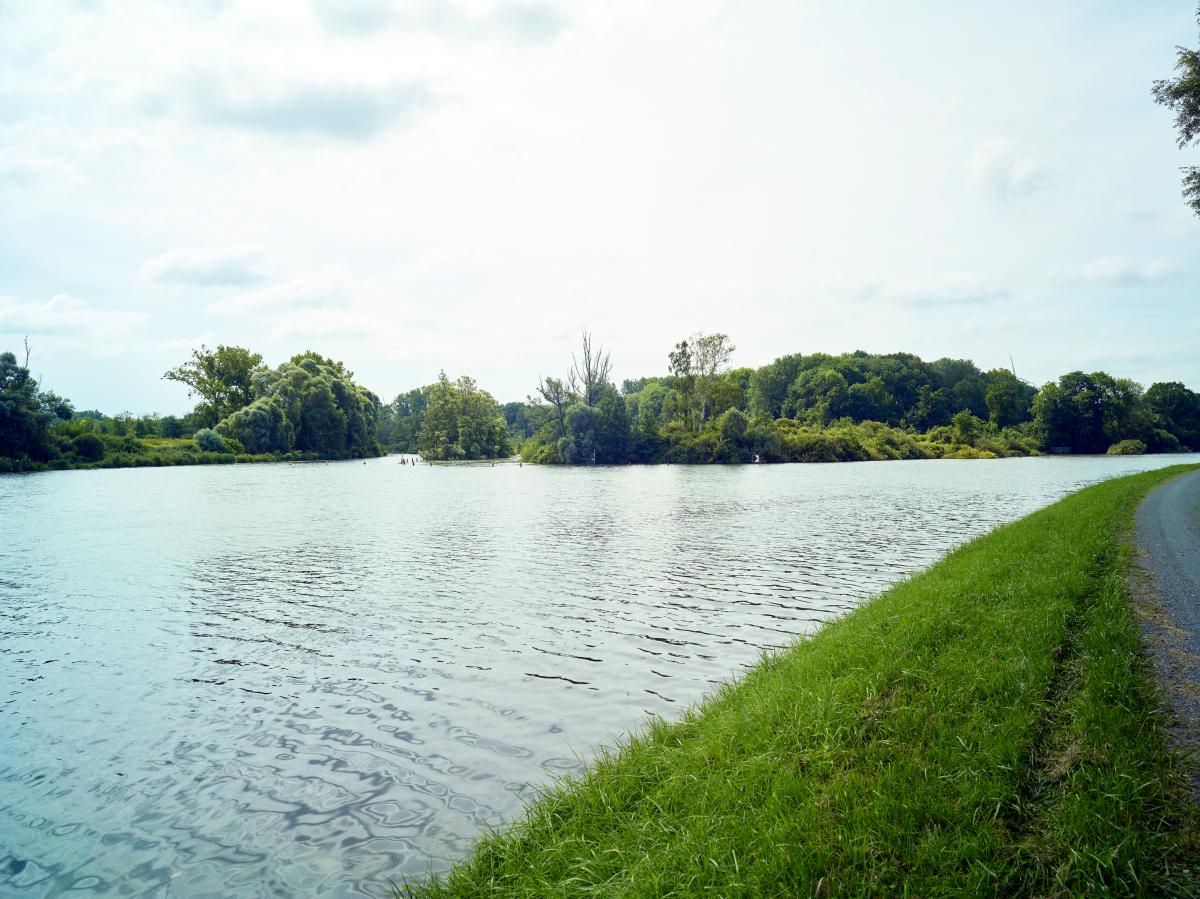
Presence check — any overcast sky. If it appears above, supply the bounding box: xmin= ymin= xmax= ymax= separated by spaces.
xmin=2 ymin=0 xmax=1197 ymax=413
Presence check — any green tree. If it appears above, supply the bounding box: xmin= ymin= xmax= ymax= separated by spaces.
xmin=502 ymin=401 xmax=537 ymax=441
xmin=692 ymin=332 xmax=736 ymax=425
xmin=242 ymin=352 xmax=380 ymax=457
xmin=560 ymin=403 xmax=597 ymax=464
xmin=0 ymin=350 xmax=73 ymax=461
xmin=667 ymin=339 xmax=697 ymax=431
xmin=905 ymin=385 xmax=952 ymax=430
xmin=163 ymin=344 xmax=265 ymax=427
xmin=930 ymin=358 xmax=986 ymax=419
xmin=783 ymin=368 xmax=848 ymax=424
xmin=193 ymin=428 xmax=228 ymax=452
xmin=1032 ymin=371 xmax=1152 ymax=453
xmin=593 ymin=390 xmax=630 ymax=463
xmin=985 ymin=369 xmax=1034 ymax=428
xmin=748 ymin=353 xmax=804 ymax=418
xmin=1153 ymin=8 xmax=1200 ymax=215
xmin=536 ymin=376 xmax=571 ymax=442
xmin=716 ymin=408 xmax=750 ymax=461
xmin=1146 ymin=381 xmax=1200 ymax=449
xmin=627 ymin=383 xmax=669 ymax=463
xmin=418 ymin=373 xmax=511 ymax=460
xmin=381 ymin=387 xmax=429 ymax=452
xmin=216 ymin=396 xmax=294 ymax=453
xmin=951 ymin=410 xmax=983 ymax=444
xmin=845 ymin=376 xmax=896 ymax=424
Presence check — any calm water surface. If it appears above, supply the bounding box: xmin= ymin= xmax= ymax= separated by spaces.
xmin=2 ymin=455 xmax=1197 ymax=896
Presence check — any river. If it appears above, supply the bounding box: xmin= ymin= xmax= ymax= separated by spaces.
xmin=2 ymin=454 xmax=1196 ymax=896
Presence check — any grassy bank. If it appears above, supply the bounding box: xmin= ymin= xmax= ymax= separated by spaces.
xmin=406 ymin=466 xmax=1200 ymax=897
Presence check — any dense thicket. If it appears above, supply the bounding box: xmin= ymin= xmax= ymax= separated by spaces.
xmin=217 ymin=352 xmax=382 ymax=457
xmin=0 ymin=344 xmax=382 ymax=470
xmin=5 ymin=338 xmax=1198 ymax=470
xmin=498 ymin=336 xmax=1198 ymax=464
xmin=380 ymin=373 xmax=510 ymax=460
xmin=0 ymin=350 xmax=73 ymax=464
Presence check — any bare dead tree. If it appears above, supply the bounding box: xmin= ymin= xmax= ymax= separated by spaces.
xmin=23 ymin=335 xmax=32 ymax=369
xmin=568 ymin=329 xmax=612 ymax=407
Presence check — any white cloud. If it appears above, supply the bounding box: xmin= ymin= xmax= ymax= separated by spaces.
xmin=267 ymin=308 xmax=376 ymax=340
xmin=311 ymin=0 xmax=567 ymax=42
xmin=0 ymin=149 xmax=83 ymax=186
xmin=967 ymin=138 xmax=1054 ymax=199
xmin=0 ymin=294 xmax=147 ymax=338
xmin=1049 ymin=257 xmax=1174 ymax=288
xmin=0 ymin=2 xmax=1197 ymax=405
xmin=154 ymin=332 xmax=217 ymax=353
xmin=139 ymin=245 xmax=268 ymax=287
xmin=172 ymin=73 xmax=431 ymax=139
xmin=208 ymin=267 xmax=353 ymax=314
xmin=823 ymin=272 xmax=1006 ymax=307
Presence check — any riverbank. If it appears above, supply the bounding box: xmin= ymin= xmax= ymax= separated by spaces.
xmin=0 ymin=436 xmax=380 ymax=472
xmin=405 ymin=466 xmax=1200 ymax=897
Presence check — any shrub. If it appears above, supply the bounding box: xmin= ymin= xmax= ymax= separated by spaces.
xmin=72 ymin=433 xmax=106 ymax=462
xmin=101 ymin=434 xmax=145 ymax=455
xmin=193 ymin=428 xmax=227 ymax=452
xmin=1107 ymin=439 xmax=1147 ymax=456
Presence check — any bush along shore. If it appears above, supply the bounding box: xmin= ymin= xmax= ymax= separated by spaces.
xmin=404 ymin=467 xmax=1200 ymax=897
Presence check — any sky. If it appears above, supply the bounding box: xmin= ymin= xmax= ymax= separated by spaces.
xmin=1 ymin=0 xmax=1197 ymax=414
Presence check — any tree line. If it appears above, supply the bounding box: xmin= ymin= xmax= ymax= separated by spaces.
xmin=0 ymin=344 xmax=385 ymax=471
xmin=3 ymin=336 xmax=1198 ymax=471
xmin=374 ymin=331 xmax=1199 ymax=464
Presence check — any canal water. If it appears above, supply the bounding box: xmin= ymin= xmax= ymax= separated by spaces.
xmin=1 ymin=455 xmax=1195 ymax=896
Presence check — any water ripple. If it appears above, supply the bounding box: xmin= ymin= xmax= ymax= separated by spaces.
xmin=1 ymin=455 xmax=1197 ymax=895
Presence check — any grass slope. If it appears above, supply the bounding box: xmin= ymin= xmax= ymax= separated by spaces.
xmin=405 ymin=466 xmax=1200 ymax=898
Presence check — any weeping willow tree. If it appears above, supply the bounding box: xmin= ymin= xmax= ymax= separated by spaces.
xmin=215 ymin=352 xmax=382 ymax=458
xmin=1153 ymin=7 xmax=1200 ymax=215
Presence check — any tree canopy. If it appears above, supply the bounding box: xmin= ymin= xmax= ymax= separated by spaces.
xmin=229 ymin=352 xmax=382 ymax=457
xmin=416 ymin=373 xmax=511 ymax=461
xmin=5 ymin=338 xmax=1198 ymax=470
xmin=1153 ymin=6 xmax=1200 ymax=215
xmin=0 ymin=350 xmax=73 ymax=462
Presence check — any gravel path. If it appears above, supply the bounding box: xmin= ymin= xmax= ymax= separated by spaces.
xmin=1134 ymin=467 xmax=1200 ymax=785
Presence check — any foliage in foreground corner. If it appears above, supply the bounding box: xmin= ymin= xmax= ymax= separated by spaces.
xmin=1153 ymin=6 xmax=1200 ymax=216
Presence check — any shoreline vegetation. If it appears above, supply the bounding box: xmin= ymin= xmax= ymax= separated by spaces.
xmin=3 ymin=334 xmax=1199 ymax=471
xmin=402 ymin=466 xmax=1200 ymax=897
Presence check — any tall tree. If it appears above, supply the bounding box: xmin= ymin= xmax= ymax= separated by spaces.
xmin=692 ymin=332 xmax=736 ymax=426
xmin=1032 ymin=371 xmax=1152 ymax=453
xmin=667 ymin=339 xmax=696 ymax=432
xmin=568 ymin=330 xmax=613 ymax=408
xmin=667 ymin=332 xmax=735 ymax=432
xmin=748 ymin=353 xmax=803 ymax=418
xmin=536 ymin=376 xmax=570 ymax=441
xmin=0 ymin=350 xmax=73 ymax=461
xmin=418 ymin=373 xmax=510 ymax=460
xmin=985 ymin=369 xmax=1034 ymax=428
xmin=1146 ymin=381 xmax=1200 ymax=448
xmin=229 ymin=352 xmax=380 ymax=457
xmin=163 ymin=345 xmax=265 ymax=427
xmin=1153 ymin=7 xmax=1200 ymax=215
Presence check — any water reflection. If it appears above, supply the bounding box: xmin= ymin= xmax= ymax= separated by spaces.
xmin=1 ymin=455 xmax=1196 ymax=895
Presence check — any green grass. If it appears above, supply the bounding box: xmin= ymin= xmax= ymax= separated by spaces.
xmin=404 ymin=466 xmax=1200 ymax=898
